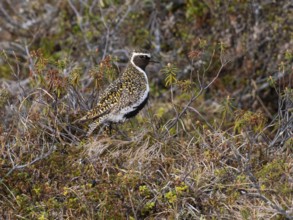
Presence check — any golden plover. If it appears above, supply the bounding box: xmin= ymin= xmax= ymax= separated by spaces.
xmin=77 ymin=51 xmax=152 ymax=136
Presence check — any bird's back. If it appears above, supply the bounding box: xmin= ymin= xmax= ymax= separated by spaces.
xmin=78 ymin=78 xmax=124 ymax=123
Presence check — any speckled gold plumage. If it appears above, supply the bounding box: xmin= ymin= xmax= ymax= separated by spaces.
xmin=77 ymin=51 xmax=151 ymax=136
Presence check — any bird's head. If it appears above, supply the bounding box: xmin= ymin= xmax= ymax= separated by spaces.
xmin=131 ymin=51 xmax=151 ymax=70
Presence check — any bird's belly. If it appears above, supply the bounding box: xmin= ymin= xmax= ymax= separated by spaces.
xmin=123 ymin=93 xmax=149 ymax=119
xmin=107 ymin=113 xmax=126 ymax=123
xmin=105 ymin=94 xmax=149 ymax=123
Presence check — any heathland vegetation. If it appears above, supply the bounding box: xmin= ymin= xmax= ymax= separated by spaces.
xmin=0 ymin=1 xmax=292 ymax=219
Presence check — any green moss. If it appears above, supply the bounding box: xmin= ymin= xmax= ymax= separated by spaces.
xmin=0 ymin=64 xmax=11 ymax=79
xmin=165 ymin=190 xmax=177 ymax=204
xmin=234 ymin=110 xmax=267 ymax=133
xmin=256 ymin=159 xmax=285 ymax=182
xmin=175 ymin=182 xmax=188 ymax=194
xmin=240 ymin=208 xmax=251 ymax=220
xmin=139 ymin=185 xmax=152 ymax=198
xmin=0 ymin=89 xmax=11 ymax=108
xmin=142 ymin=201 xmax=155 ymax=215
xmin=37 ymin=212 xmax=49 ymax=220
xmin=186 ymin=0 xmax=209 ymax=18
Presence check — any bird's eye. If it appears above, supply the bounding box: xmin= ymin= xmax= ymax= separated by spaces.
xmin=139 ymin=55 xmax=145 ymax=58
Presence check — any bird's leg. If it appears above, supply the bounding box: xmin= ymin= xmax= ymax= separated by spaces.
xmin=109 ymin=123 xmax=113 ymax=135
xmin=104 ymin=123 xmax=112 ymax=135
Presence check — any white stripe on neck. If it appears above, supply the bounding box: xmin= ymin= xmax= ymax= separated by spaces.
xmin=130 ymin=52 xmax=150 ymax=84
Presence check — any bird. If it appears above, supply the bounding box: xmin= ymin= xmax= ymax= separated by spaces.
xmin=76 ymin=50 xmax=153 ymax=136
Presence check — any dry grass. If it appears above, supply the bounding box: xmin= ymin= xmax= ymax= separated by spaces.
xmin=0 ymin=0 xmax=292 ymax=219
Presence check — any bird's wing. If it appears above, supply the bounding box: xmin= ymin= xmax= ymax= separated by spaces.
xmin=75 ymin=80 xmax=123 ymax=123
xmin=116 ymin=80 xmax=144 ymax=109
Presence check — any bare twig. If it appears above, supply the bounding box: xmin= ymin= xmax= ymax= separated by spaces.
xmin=163 ymin=59 xmax=229 ymax=135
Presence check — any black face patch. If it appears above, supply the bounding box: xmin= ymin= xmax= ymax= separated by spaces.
xmin=139 ymin=55 xmax=150 ymax=59
xmin=133 ymin=55 xmax=151 ymax=70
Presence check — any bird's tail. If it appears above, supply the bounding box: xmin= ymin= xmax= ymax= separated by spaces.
xmin=72 ymin=114 xmax=88 ymax=124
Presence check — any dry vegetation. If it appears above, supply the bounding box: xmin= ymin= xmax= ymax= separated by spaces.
xmin=0 ymin=0 xmax=292 ymax=219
